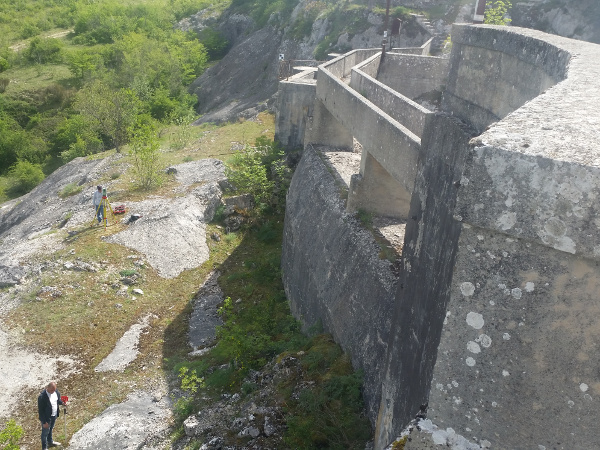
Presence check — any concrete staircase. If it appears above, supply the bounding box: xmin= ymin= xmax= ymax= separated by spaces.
xmin=411 ymin=14 xmax=448 ymax=55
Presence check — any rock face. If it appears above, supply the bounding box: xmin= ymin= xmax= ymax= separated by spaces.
xmin=512 ymin=0 xmax=600 ymax=44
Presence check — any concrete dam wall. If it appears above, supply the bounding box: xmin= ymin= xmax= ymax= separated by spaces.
xmin=277 ymin=24 xmax=600 ymax=450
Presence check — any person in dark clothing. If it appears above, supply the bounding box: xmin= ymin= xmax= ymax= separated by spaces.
xmin=38 ymin=382 xmax=64 ymax=449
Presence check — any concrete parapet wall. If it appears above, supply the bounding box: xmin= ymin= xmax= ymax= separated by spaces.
xmin=324 ymin=49 xmax=381 ymax=79
xmin=392 ymin=36 xmax=434 ymax=56
xmin=281 ymin=146 xmax=398 ymax=424
xmin=456 ymin=25 xmax=600 ymax=260
xmin=317 ymin=63 xmax=421 ymax=195
xmin=377 ymin=54 xmax=448 ymax=100
xmin=355 ymin=52 xmax=380 ymax=78
xmin=444 ymin=24 xmax=571 ymax=131
xmin=350 ymin=66 xmax=431 ymax=138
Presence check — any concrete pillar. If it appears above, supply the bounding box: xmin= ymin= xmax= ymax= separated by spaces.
xmin=274 ymin=80 xmax=316 ymax=151
xmin=347 ymin=150 xmax=411 ymax=219
xmin=304 ymin=99 xmax=353 ymax=150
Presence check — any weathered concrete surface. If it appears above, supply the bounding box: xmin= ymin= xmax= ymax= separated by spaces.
xmin=281 ymin=146 xmax=398 ymax=422
xmin=443 ymin=25 xmax=570 ymax=132
xmin=304 ymin=98 xmax=353 ymax=150
xmin=350 ymin=64 xmax=432 ymax=137
xmin=456 ymin=26 xmax=600 ymax=260
xmin=377 ymin=54 xmax=448 ymax=102
xmin=375 ymin=114 xmax=474 ymax=448
xmin=418 ymin=226 xmax=600 ymax=449
xmin=274 ymin=72 xmax=316 ymax=150
xmin=347 ymin=151 xmax=412 ymax=219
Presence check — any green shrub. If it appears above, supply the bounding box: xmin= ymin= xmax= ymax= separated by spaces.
xmin=225 ymin=136 xmax=290 ymax=212
xmin=9 ymin=160 xmax=45 ymax=193
xmin=59 ymin=182 xmax=83 ymax=198
xmin=0 ymin=419 xmax=23 ymax=450
xmin=0 ymin=57 xmax=8 ymax=73
xmin=24 ymin=37 xmax=63 ymax=65
xmin=198 ymin=28 xmax=229 ymax=60
xmin=484 ymin=0 xmax=512 ymax=25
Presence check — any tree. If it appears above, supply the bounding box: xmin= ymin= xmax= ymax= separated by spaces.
xmin=66 ymin=49 xmax=103 ymax=80
xmin=74 ymin=81 xmax=140 ymax=152
xmin=130 ymin=116 xmax=161 ymax=189
xmin=484 ymin=0 xmax=512 ymax=25
xmin=24 ymin=37 xmax=63 ymax=65
xmin=10 ymin=160 xmax=45 ymax=193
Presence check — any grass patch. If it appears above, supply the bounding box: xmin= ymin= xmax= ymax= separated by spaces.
xmin=58 ymin=182 xmax=83 ymax=198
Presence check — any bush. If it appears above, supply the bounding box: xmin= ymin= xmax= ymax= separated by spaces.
xmin=198 ymin=28 xmax=229 ymax=60
xmin=225 ymin=137 xmax=290 ymax=211
xmin=0 ymin=57 xmax=8 ymax=73
xmin=24 ymin=37 xmax=63 ymax=65
xmin=10 ymin=160 xmax=45 ymax=193
xmin=0 ymin=419 xmax=23 ymax=450
xmin=484 ymin=0 xmax=512 ymax=25
xmin=59 ymin=182 xmax=83 ymax=198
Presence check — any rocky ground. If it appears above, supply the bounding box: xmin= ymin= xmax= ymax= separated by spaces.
xmin=0 ymin=154 xmax=232 ymax=448
xmin=0 ymin=144 xmax=382 ymax=449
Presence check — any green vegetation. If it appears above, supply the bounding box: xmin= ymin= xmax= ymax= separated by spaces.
xmin=167 ymin=133 xmax=371 ymax=448
xmin=0 ymin=419 xmax=23 ymax=450
xmin=225 ymin=136 xmax=290 ymax=212
xmin=484 ymin=0 xmax=512 ymax=25
xmin=58 ymin=182 xmax=83 ymax=198
xmin=0 ymin=0 xmax=229 ymax=198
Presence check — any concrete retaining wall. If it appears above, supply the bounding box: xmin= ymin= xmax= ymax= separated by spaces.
xmin=377 ymin=54 xmax=448 ymax=100
xmin=281 ymin=146 xmax=398 ymax=423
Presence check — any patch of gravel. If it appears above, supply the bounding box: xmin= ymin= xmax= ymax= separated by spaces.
xmin=94 ymin=315 xmax=155 ymax=372
xmin=68 ymin=389 xmax=172 ymax=450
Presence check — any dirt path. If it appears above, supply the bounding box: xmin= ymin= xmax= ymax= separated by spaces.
xmin=9 ymin=29 xmax=72 ymax=52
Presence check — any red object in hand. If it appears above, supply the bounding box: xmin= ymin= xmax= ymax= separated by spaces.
xmin=61 ymin=395 xmax=68 ymax=404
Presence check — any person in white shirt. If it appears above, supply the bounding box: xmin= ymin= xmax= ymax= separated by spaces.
xmin=37 ymin=381 xmax=64 ymax=449
xmin=92 ymin=185 xmax=104 ymax=224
